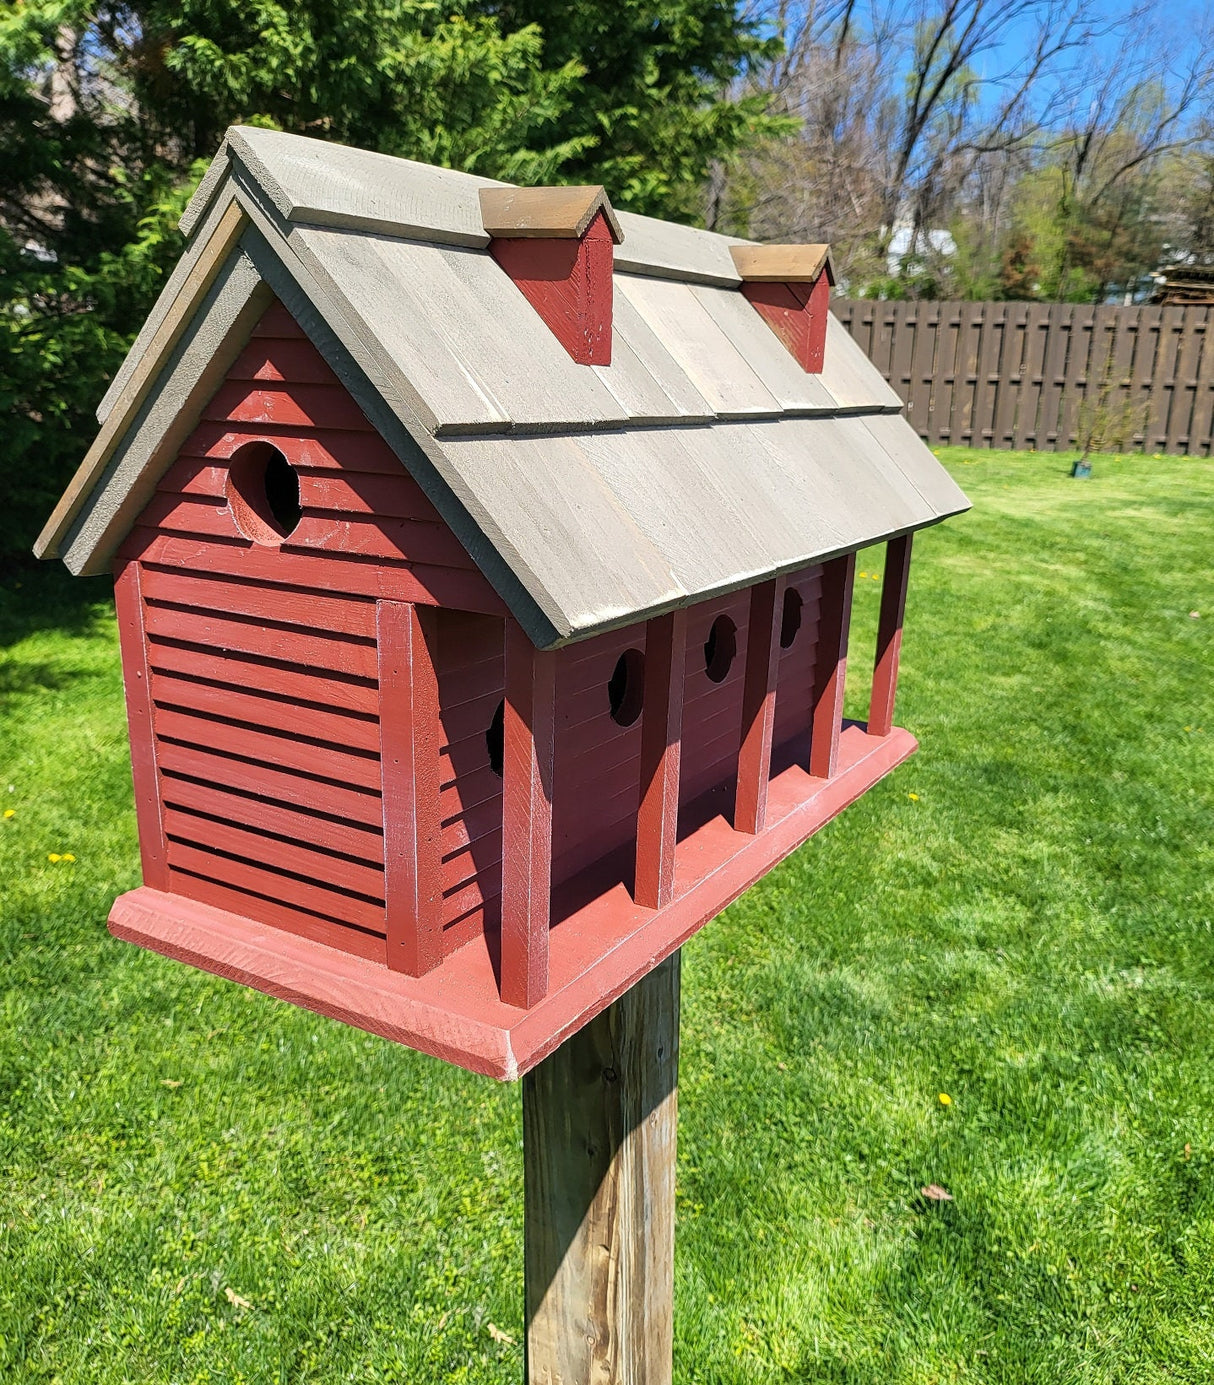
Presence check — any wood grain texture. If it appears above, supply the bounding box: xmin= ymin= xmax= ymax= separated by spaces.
xmin=868 ymin=534 xmax=913 ymax=737
xmin=809 ymin=552 xmax=856 ymax=779
xmin=379 ymin=602 xmax=445 ymax=975
xmin=501 ymin=623 xmax=557 ymax=1009
xmin=479 ymin=185 xmax=622 ymax=243
xmin=523 ymin=953 xmax=679 ymax=1385
xmin=490 ymin=210 xmax=615 ymax=366
xmin=113 ymin=561 xmax=170 ymax=890
xmin=37 ymin=201 xmax=250 ymax=562
xmin=735 ymin=577 xmax=784 ymax=834
xmin=743 ymin=273 xmax=831 ymax=374
xmin=635 ymin=611 xmax=687 ymax=909
xmin=730 ymin=243 xmax=833 ymax=284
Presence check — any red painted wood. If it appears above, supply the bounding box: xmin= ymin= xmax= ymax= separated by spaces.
xmin=635 ymin=610 xmax=687 ymax=909
xmin=162 ymin=872 xmax=386 ymax=964
xmin=251 ymin=299 xmax=304 ymax=338
xmin=146 ymin=640 xmax=378 ymax=718
xmin=125 ymin=532 xmax=504 ymax=616
xmin=379 ymin=602 xmax=446 ymax=976
xmin=157 ymin=743 xmax=383 ymax=827
xmin=489 ymin=210 xmax=615 ymax=365
xmin=110 ymin=725 xmax=918 ymax=1079
xmin=159 ymin=775 xmax=384 ymax=864
xmin=164 ymin=805 xmax=385 ymax=900
xmin=155 ymin=706 xmax=380 ymax=790
xmin=205 ymin=380 xmax=373 ymax=432
xmin=178 ymin=420 xmax=410 ymax=475
xmin=735 ymin=577 xmax=784 ymax=834
xmin=868 ymin=534 xmax=913 ymax=737
xmin=771 ymin=566 xmax=823 ymax=774
xmin=678 ymin=590 xmax=749 ymax=813
xmin=142 ymin=603 xmax=378 ymax=680
xmin=500 ymin=622 xmax=556 ymax=1008
xmin=150 ymin=668 xmax=380 ymax=754
xmin=140 ymin=565 xmax=377 ymax=638
xmin=229 ymin=336 xmax=342 ymax=386
xmin=167 ymin=840 xmax=385 ymax=931
xmin=113 ymin=561 xmax=170 ymax=890
xmin=809 ymin=552 xmax=856 ymax=779
xmin=742 ymin=272 xmax=830 ymax=373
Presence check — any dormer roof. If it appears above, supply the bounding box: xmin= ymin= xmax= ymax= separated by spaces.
xmin=37 ymin=126 xmax=969 ymax=649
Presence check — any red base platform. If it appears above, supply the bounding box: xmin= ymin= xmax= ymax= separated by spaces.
xmin=110 ymin=724 xmax=916 ymax=1079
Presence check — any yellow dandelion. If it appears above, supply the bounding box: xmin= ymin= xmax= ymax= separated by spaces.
xmin=859 ymin=571 xmax=869 ymax=578
xmin=2 ymin=808 xmax=13 ymax=819
xmin=872 ymin=574 xmax=881 ymax=581
xmin=47 ymin=853 xmax=61 ymax=863
xmin=62 ymin=853 xmax=76 ymax=863
xmin=907 ymin=792 xmax=920 ymax=801
xmin=938 ymin=1093 xmax=952 ymax=1107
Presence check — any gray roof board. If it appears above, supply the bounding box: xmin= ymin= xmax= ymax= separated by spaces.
xmin=42 ymin=126 xmax=969 ymax=648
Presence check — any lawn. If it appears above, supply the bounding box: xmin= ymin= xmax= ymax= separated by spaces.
xmin=1 ymin=448 xmax=1212 ymax=1383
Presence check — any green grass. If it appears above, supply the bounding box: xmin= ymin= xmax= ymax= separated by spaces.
xmin=2 ymin=448 xmax=1212 ymax=1383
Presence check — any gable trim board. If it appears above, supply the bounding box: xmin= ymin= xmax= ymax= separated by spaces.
xmin=40 ymin=126 xmax=970 ymax=650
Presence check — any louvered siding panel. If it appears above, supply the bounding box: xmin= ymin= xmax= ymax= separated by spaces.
xmin=130 ymin=296 xmax=498 ymax=960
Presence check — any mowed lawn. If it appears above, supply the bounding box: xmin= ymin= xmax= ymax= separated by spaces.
xmin=1 ymin=449 xmax=1212 ymax=1384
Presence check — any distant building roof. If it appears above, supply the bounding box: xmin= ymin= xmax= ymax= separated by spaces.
xmin=1150 ymin=263 xmax=1214 ymax=305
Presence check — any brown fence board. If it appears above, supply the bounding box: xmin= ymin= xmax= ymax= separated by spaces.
xmin=837 ymin=298 xmax=1214 ymax=455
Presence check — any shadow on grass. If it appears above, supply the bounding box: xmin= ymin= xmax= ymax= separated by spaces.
xmin=0 ymin=558 xmax=113 ymax=649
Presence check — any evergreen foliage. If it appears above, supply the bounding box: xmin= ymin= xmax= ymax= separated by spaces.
xmin=0 ymin=0 xmax=778 ymax=559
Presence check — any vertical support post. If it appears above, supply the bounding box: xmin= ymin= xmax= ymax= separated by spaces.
xmin=524 ymin=953 xmax=680 ymax=1385
xmin=868 ymin=534 xmax=913 ymax=737
xmin=378 ymin=601 xmax=444 ymax=976
xmin=113 ymin=559 xmax=170 ymax=891
xmin=735 ymin=577 xmax=784 ymax=834
xmin=501 ymin=621 xmax=556 ymax=1009
xmin=809 ymin=551 xmax=856 ymax=779
xmin=635 ymin=610 xmax=687 ymax=910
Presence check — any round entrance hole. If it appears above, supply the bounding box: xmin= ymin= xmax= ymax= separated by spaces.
xmin=607 ymin=649 xmax=644 ymax=726
xmin=780 ymin=587 xmax=803 ymax=648
xmin=703 ymin=615 xmax=737 ymax=683
xmin=227 ymin=441 xmax=302 ymax=543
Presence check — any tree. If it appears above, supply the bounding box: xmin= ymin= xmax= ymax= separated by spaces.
xmin=0 ymin=0 xmax=782 ymax=558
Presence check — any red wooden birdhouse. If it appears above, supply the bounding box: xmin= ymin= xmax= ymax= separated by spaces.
xmin=38 ymin=129 xmax=969 ymax=1079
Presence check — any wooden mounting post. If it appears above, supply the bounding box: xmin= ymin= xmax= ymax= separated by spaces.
xmin=635 ymin=610 xmax=687 ymax=910
xmin=735 ymin=576 xmax=784 ymax=834
xmin=501 ymin=621 xmax=557 ymax=1009
xmin=378 ymin=601 xmax=444 ymax=975
xmin=809 ymin=552 xmax=856 ymax=779
xmin=868 ymin=534 xmax=913 ymax=737
xmin=524 ymin=953 xmax=680 ymax=1385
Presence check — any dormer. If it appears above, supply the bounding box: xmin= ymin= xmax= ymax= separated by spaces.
xmin=731 ymin=244 xmax=835 ymax=374
xmin=479 ymin=186 xmax=623 ymax=365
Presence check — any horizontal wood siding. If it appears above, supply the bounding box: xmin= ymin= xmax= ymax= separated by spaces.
xmin=130 ymin=297 xmax=503 ymax=959
xmin=836 ymin=299 xmax=1214 ymax=455
xmin=771 ymin=565 xmax=823 ymax=775
xmin=434 ymin=610 xmax=505 ymax=948
xmin=678 ymin=589 xmax=750 ymax=832
xmin=551 ymin=625 xmax=648 ymax=886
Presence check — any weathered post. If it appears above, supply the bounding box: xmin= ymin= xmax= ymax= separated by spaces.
xmin=523 ymin=955 xmax=680 ymax=1384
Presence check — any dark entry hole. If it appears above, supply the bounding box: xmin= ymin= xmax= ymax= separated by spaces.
xmin=263 ymin=449 xmax=302 ymax=535
xmin=487 ymin=699 xmax=505 ymax=777
xmin=780 ymin=587 xmax=803 ymax=648
xmin=703 ymin=615 xmax=737 ymax=683
xmin=227 ymin=440 xmax=302 ymax=542
xmin=608 ymin=649 xmax=645 ymax=726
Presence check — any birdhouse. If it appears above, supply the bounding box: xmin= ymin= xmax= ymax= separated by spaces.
xmin=37 ymin=128 xmax=969 ymax=1080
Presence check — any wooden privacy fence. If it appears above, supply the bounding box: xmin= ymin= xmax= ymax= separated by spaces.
xmin=835 ymin=299 xmax=1214 ymax=455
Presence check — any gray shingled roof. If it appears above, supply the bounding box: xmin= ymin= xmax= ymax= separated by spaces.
xmin=42 ymin=126 xmax=969 ymax=648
